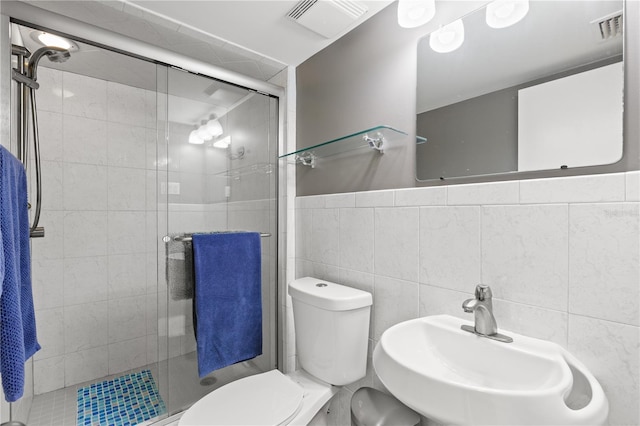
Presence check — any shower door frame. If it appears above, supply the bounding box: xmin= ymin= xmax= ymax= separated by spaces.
xmin=0 ymin=2 xmax=286 ymax=423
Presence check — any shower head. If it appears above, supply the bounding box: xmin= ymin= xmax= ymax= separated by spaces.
xmin=27 ymin=46 xmax=71 ymax=82
xmin=46 ymin=49 xmax=71 ymax=63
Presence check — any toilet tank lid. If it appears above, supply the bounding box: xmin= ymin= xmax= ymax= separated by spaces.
xmin=289 ymin=277 xmax=372 ymax=311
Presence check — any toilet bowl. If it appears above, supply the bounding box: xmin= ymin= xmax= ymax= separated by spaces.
xmin=178 ymin=277 xmax=372 ymax=426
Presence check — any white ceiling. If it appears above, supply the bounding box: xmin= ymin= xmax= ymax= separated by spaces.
xmin=16 ymin=0 xmax=394 ymax=85
xmin=14 ymin=0 xmax=394 ymax=125
xmin=128 ymin=0 xmax=394 ymax=66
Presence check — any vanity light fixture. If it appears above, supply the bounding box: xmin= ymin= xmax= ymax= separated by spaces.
xmin=213 ymin=136 xmax=231 ymax=149
xmin=397 ymin=0 xmax=436 ymax=28
xmin=196 ymin=125 xmax=213 ymax=141
xmin=188 ymin=130 xmax=204 ymax=145
xmin=486 ymin=0 xmax=529 ymax=29
xmin=429 ymin=19 xmax=465 ymax=53
xmin=189 ymin=118 xmax=224 ymax=144
xmin=204 ymin=119 xmax=223 ymax=138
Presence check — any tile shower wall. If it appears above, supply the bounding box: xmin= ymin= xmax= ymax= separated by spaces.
xmin=29 ymin=67 xmax=158 ymax=394
xmin=294 ymin=172 xmax=640 ymax=426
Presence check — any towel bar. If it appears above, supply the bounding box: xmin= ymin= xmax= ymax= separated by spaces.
xmin=167 ymin=232 xmax=271 ymax=243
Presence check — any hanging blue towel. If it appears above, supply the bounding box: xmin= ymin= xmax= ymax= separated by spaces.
xmin=0 ymin=145 xmax=40 ymax=402
xmin=191 ymin=232 xmax=262 ymax=378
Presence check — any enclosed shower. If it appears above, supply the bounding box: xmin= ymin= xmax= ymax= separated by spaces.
xmin=4 ymin=18 xmax=279 ymax=426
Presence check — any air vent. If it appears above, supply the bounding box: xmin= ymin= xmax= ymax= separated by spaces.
xmin=592 ymin=11 xmax=623 ymax=40
xmin=286 ymin=0 xmax=368 ymax=38
xmin=287 ymin=0 xmax=318 ymax=20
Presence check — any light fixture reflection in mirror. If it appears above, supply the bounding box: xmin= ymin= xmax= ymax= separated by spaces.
xmin=213 ymin=136 xmax=231 ymax=149
xmin=486 ymin=0 xmax=530 ymax=29
xmin=189 ymin=118 xmax=224 ymax=144
xmin=429 ymin=19 xmax=464 ymax=53
xmin=188 ymin=130 xmax=204 ymax=145
xmin=398 ymin=0 xmax=436 ymax=28
xmin=415 ymin=1 xmax=624 ymax=182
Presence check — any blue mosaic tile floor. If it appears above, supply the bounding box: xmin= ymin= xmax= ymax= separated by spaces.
xmin=77 ymin=369 xmax=166 ymax=426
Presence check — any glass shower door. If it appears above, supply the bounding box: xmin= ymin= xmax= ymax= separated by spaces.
xmin=156 ymin=67 xmax=278 ymax=415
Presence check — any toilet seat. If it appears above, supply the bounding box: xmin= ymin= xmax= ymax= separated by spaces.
xmin=178 ymin=370 xmax=304 ymax=426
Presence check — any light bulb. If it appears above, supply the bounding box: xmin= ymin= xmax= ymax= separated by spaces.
xmin=213 ymin=136 xmax=231 ymax=149
xmin=486 ymin=0 xmax=529 ymax=29
xmin=188 ymin=130 xmax=204 ymax=145
xmin=38 ymin=33 xmax=73 ymax=50
xmin=205 ymin=119 xmax=223 ymax=137
xmin=196 ymin=125 xmax=213 ymax=141
xmin=429 ymin=19 xmax=465 ymax=53
xmin=397 ymin=0 xmax=436 ymax=28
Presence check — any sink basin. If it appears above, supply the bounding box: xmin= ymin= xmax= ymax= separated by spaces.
xmin=373 ymin=315 xmax=608 ymax=425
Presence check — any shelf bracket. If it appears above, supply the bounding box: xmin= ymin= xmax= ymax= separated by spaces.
xmin=363 ymin=132 xmax=385 ymax=153
xmin=296 ymin=152 xmax=317 ymax=168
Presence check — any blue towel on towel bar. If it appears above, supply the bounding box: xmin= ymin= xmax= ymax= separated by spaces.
xmin=192 ymin=232 xmax=262 ymax=378
xmin=0 ymin=145 xmax=40 ymax=402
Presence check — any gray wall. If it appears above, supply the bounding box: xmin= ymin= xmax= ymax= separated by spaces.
xmin=417 ymin=85 xmax=517 ymax=180
xmin=295 ymin=1 xmax=485 ymax=195
xmin=296 ymin=1 xmax=640 ymax=195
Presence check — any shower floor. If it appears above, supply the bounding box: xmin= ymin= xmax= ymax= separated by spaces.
xmin=27 ymin=352 xmax=263 ymax=426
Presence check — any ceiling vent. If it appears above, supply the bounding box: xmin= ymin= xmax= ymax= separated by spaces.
xmin=592 ymin=11 xmax=623 ymax=40
xmin=286 ymin=0 xmax=368 ymax=39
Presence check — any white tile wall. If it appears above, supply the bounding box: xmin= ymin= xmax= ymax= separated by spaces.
xmin=63 ymin=257 xmax=109 ymax=305
xmin=482 ymin=204 xmax=569 ymax=310
xmin=107 ymin=123 xmax=147 ymax=168
xmin=34 ymin=356 xmax=65 ymax=395
xmin=294 ymin=171 xmax=640 ymax=425
xmin=568 ymin=315 xmax=640 ymax=426
xmin=63 ymin=117 xmax=107 ymax=165
xmin=419 ymin=206 xmax=480 ymax=291
xmin=32 ymin=259 xmax=64 ymax=310
xmin=63 ymin=163 xmax=108 ymax=210
xmin=39 ymin=112 xmax=64 ymax=162
xmin=62 ymin=72 xmax=107 ymax=120
xmin=339 ymin=208 xmax=374 ymax=273
xmin=38 ymin=161 xmax=64 ymax=211
xmin=569 ymin=203 xmax=640 ymax=326
xmin=374 ymin=208 xmax=419 ymax=282
xmin=63 ymin=302 xmax=109 ymax=353
xmin=30 ymin=67 xmax=160 ymax=393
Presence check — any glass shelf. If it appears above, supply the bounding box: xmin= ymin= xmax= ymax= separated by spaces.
xmin=279 ymin=125 xmax=408 ymax=168
xmin=214 ymin=163 xmax=273 ymax=179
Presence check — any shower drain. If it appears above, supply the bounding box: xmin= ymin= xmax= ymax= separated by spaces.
xmin=200 ymin=377 xmax=217 ymax=386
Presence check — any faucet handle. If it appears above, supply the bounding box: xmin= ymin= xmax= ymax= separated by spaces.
xmin=475 ymin=284 xmax=492 ymax=301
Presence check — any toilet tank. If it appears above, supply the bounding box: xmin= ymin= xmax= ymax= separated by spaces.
xmin=289 ymin=277 xmax=372 ymax=386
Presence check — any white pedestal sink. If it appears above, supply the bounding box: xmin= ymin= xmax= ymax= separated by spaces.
xmin=373 ymin=315 xmax=608 ymax=425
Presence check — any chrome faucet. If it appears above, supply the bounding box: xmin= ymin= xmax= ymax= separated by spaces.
xmin=461 ymin=285 xmax=512 ymax=343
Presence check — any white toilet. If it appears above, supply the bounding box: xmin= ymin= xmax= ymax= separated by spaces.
xmin=178 ymin=276 xmax=373 ymax=426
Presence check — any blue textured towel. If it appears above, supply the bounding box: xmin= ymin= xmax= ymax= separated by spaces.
xmin=191 ymin=232 xmax=262 ymax=378
xmin=0 ymin=145 xmax=40 ymax=402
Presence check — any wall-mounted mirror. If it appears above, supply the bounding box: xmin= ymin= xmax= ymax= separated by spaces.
xmin=416 ymin=0 xmax=624 ymax=181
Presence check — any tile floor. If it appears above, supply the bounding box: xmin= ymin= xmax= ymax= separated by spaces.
xmin=76 ymin=370 xmax=165 ymax=425
xmin=28 ymin=352 xmax=263 ymax=426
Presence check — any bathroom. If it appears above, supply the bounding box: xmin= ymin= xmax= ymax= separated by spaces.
xmin=0 ymin=0 xmax=637 ymax=425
